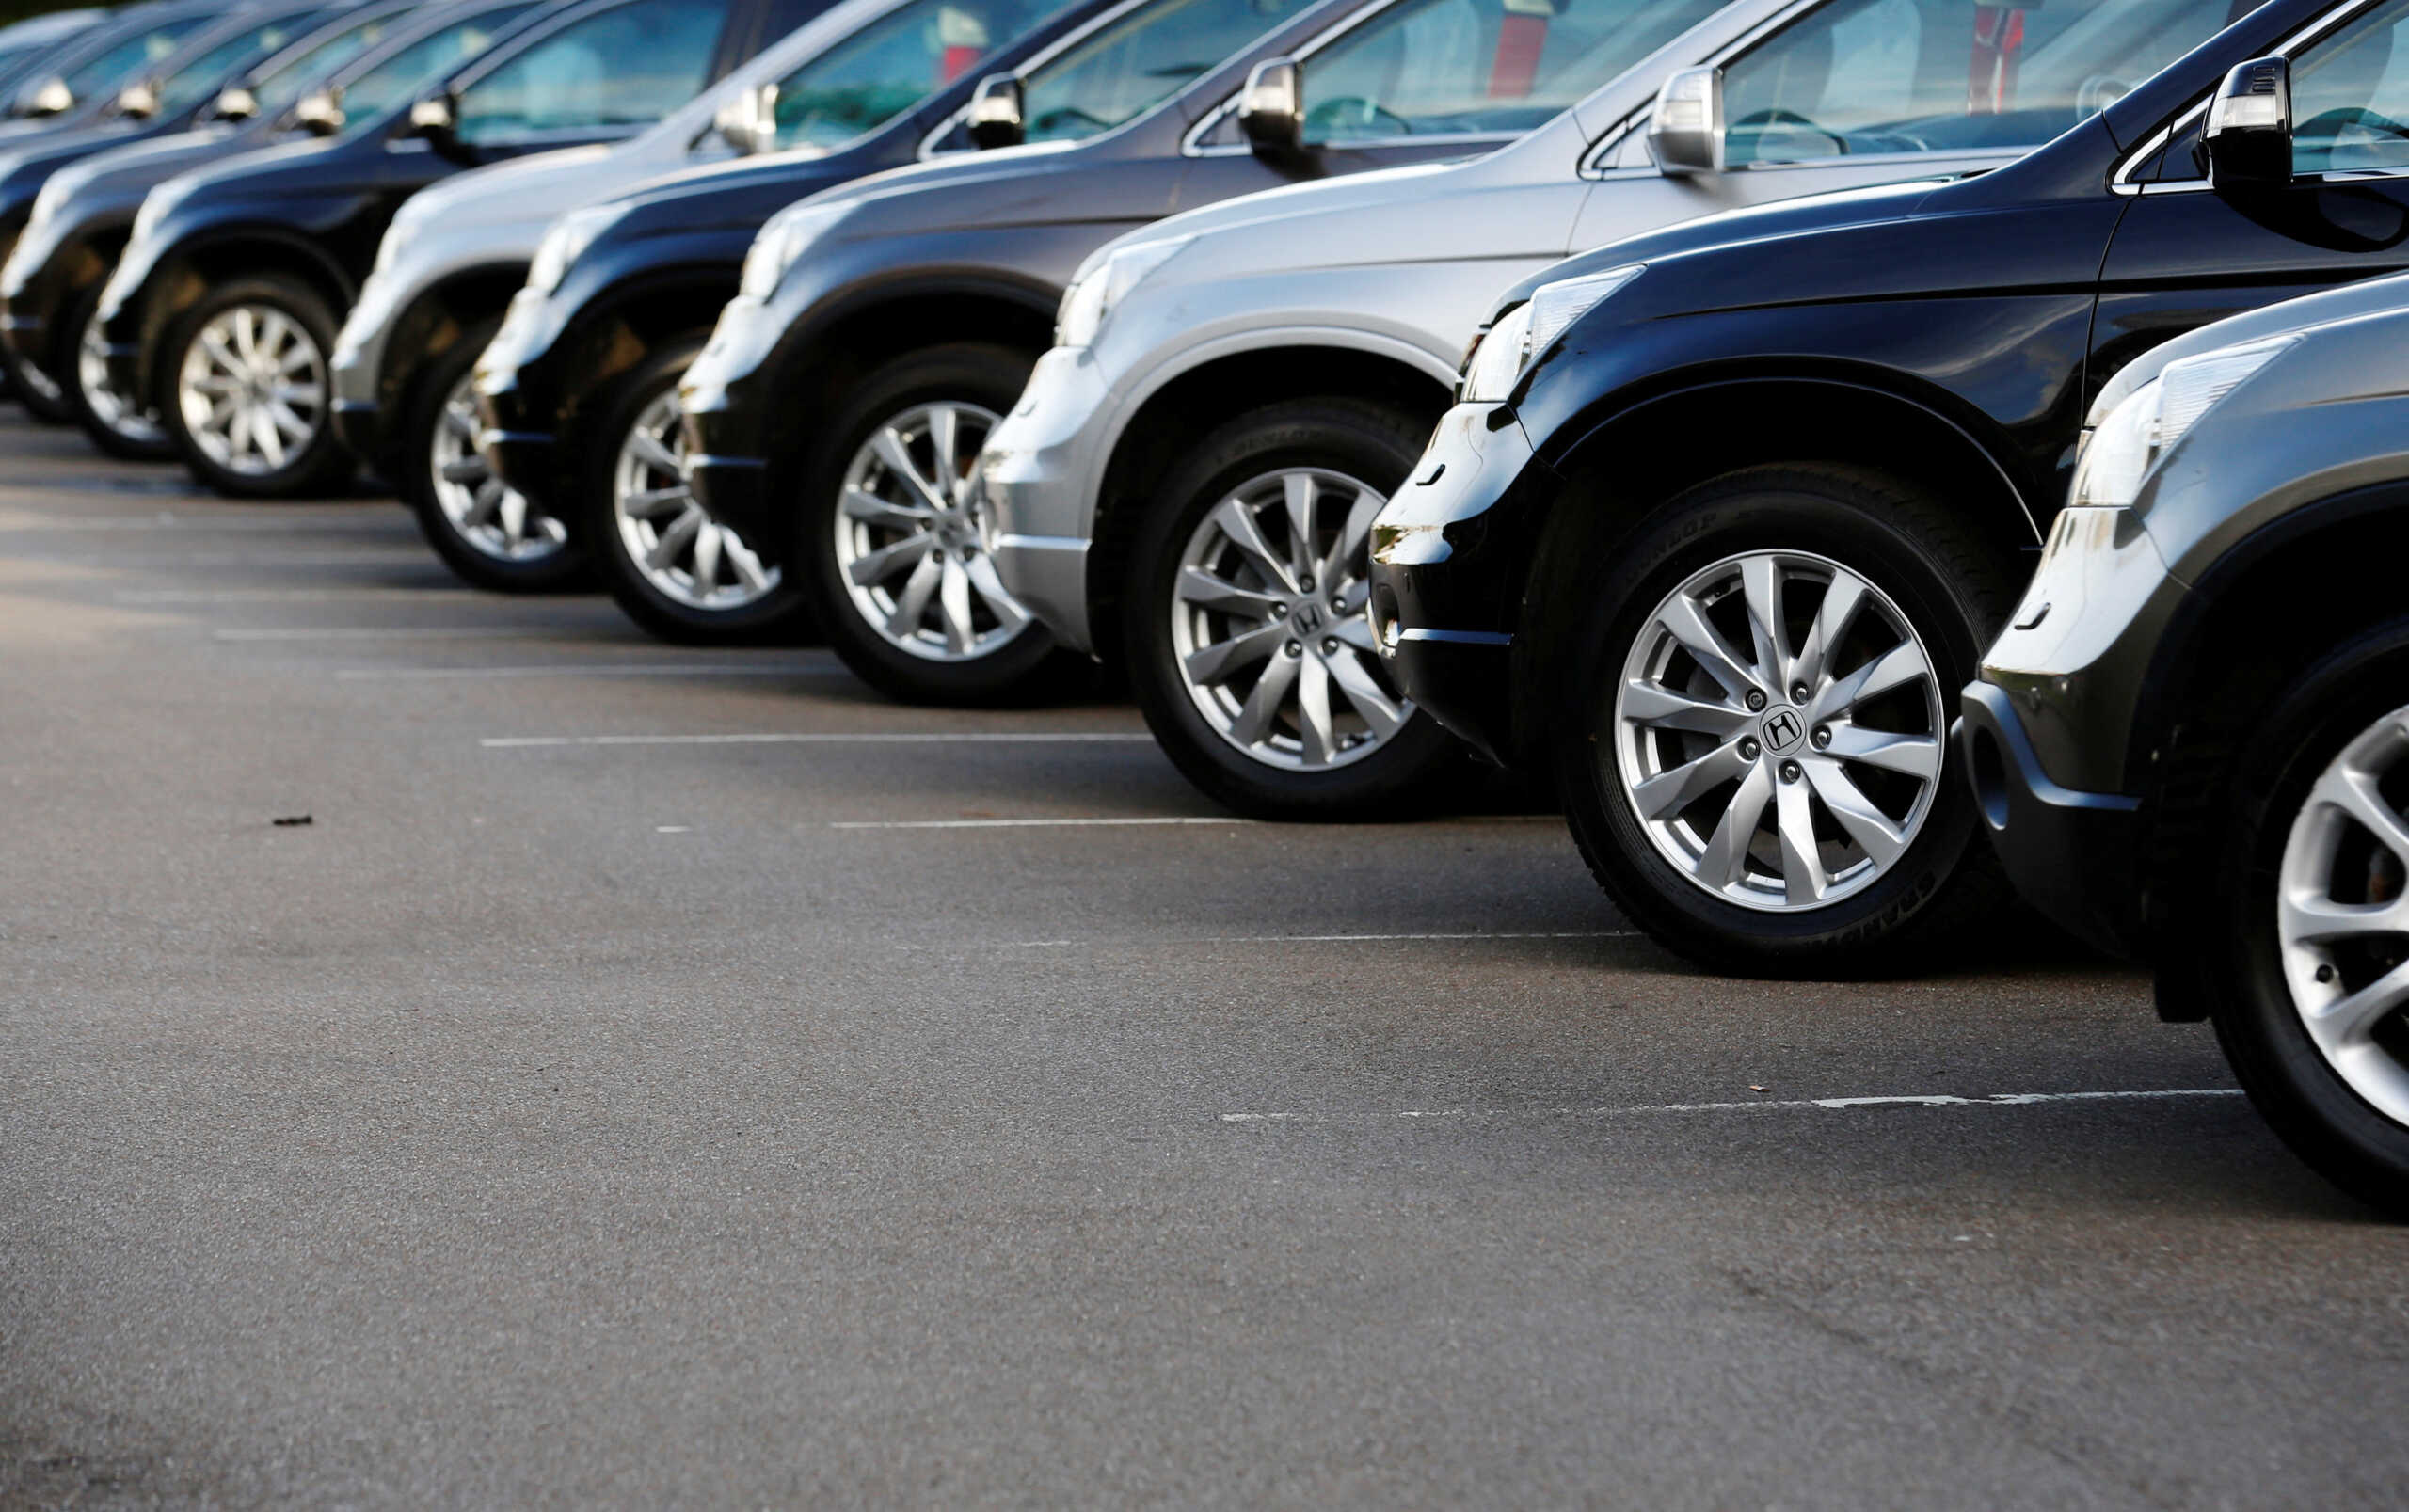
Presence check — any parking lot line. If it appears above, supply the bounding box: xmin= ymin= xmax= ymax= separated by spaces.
xmin=217 ymin=627 xmax=518 ymax=642
xmin=1218 ymin=1089 xmax=2244 ymax=1123
xmin=337 ymin=663 xmax=853 ymax=680
xmin=832 ymin=816 xmax=1255 ymax=829
xmin=482 ymin=732 xmax=1157 ymax=747
xmin=995 ymin=930 xmax=1636 ymax=947
xmin=119 ymin=588 xmax=489 ymax=603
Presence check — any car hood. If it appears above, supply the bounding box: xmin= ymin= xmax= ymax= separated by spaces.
xmin=788 ymin=138 xmax=1108 ymax=231
xmin=2092 ymin=267 xmax=2409 ymax=421
xmin=387 ymin=143 xmax=615 ymax=240
xmin=606 ymin=147 xmax=878 ymax=236
xmin=38 ymin=126 xmax=243 ymax=223
xmin=156 ymin=129 xmax=350 ymax=205
xmin=0 ymin=119 xmax=145 ymax=209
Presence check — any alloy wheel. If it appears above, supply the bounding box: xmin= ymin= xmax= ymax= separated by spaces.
xmin=2275 ymin=706 xmax=2409 ymax=1126
xmin=614 ymin=390 xmax=776 ymax=610
xmin=430 ymin=371 xmax=562 ymax=563
xmin=1169 ymin=467 xmax=1408 ymax=772
xmin=831 ymin=399 xmax=1029 ymax=661
xmin=176 ymin=303 xmax=326 ymax=475
xmin=79 ymin=304 xmax=163 ymax=447
xmin=1612 ymin=549 xmax=1944 ymax=912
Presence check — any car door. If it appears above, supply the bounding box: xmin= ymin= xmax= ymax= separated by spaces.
xmin=2090 ymin=0 xmax=2409 ymax=401
xmin=443 ymin=0 xmax=743 ymax=164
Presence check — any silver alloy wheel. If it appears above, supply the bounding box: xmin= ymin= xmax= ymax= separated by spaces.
xmin=2275 ymin=706 xmax=2409 ymax=1126
xmin=176 ymin=303 xmax=326 ymax=475
xmin=1169 ymin=467 xmax=1407 ymax=772
xmin=429 ymin=371 xmax=562 ymax=563
xmin=78 ymin=304 xmax=162 ymax=445
xmin=614 ymin=389 xmax=776 ymax=610
xmin=832 ymin=399 xmax=1029 ymax=661
xmin=1613 ymin=549 xmax=1944 ymax=912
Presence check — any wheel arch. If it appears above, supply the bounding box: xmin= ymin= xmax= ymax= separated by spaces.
xmin=138 ymin=230 xmax=357 ymax=396
xmin=379 ymin=261 xmax=532 ymax=424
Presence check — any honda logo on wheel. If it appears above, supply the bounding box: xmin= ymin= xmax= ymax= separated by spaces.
xmin=1761 ymin=708 xmax=1804 ymax=753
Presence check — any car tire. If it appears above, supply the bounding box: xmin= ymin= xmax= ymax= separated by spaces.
xmin=66 ymin=282 xmax=175 ymax=461
xmin=800 ymin=342 xmax=1079 ymax=703
xmin=158 ymin=274 xmax=354 ymax=499
xmin=402 ymin=315 xmax=587 ymax=593
xmin=588 ymin=336 xmax=815 ymax=644
xmin=1124 ymin=397 xmax=1463 ymax=820
xmin=1553 ymin=463 xmax=2016 ymax=977
xmin=2200 ymin=621 xmax=2409 ymax=1218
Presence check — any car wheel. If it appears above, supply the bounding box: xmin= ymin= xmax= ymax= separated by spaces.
xmin=802 ymin=342 xmax=1078 ymax=703
xmin=1553 ymin=464 xmax=2016 ymax=976
xmin=589 ymin=338 xmax=814 ymax=644
xmin=2 ymin=323 xmax=73 ymax=423
xmin=159 ymin=275 xmax=354 ymax=499
xmin=402 ymin=315 xmax=584 ymax=593
xmin=2203 ymin=622 xmax=2409 ymax=1218
xmin=1125 ymin=397 xmax=1462 ymax=820
xmin=66 ymin=282 xmax=173 ymax=461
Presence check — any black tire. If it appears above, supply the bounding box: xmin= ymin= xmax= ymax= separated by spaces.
xmin=1123 ymin=396 xmax=1464 ymax=820
xmin=589 ymin=336 xmax=816 ymax=644
xmin=2201 ymin=622 xmax=2409 ymax=1218
xmin=1 ymin=324 xmax=74 ymax=423
xmin=157 ymin=274 xmax=355 ymax=500
xmin=64 ymin=281 xmax=176 ymax=461
xmin=401 ymin=314 xmax=590 ymax=593
xmin=799 ymin=342 xmax=1082 ymax=703
xmin=1553 ymin=464 xmax=2018 ymax=977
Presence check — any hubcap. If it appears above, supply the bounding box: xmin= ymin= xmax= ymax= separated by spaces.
xmin=430 ymin=371 xmax=561 ymax=563
xmin=177 ymin=303 xmax=325 ymax=476
xmin=832 ymin=399 xmax=1029 ymax=662
xmin=79 ymin=305 xmax=162 ymax=445
xmin=1169 ymin=467 xmax=1410 ymax=772
xmin=1612 ymin=549 xmax=1944 ymax=912
xmin=2275 ymin=707 xmax=2409 ymax=1126
xmin=614 ymin=390 xmax=776 ymax=611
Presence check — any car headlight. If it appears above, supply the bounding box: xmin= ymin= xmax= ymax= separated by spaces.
xmin=525 ymin=203 xmax=627 ymax=296
xmin=738 ymin=200 xmax=849 ymax=302
xmin=2068 ymin=333 xmax=2299 ymax=509
xmin=1460 ymin=263 xmax=1644 ymax=404
xmin=1055 ymin=236 xmax=1188 ymax=349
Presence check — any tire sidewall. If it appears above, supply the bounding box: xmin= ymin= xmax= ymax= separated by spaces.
xmin=400 ymin=315 xmax=590 ymax=593
xmin=66 ymin=280 xmax=175 ymax=461
xmin=159 ymin=276 xmax=352 ymax=499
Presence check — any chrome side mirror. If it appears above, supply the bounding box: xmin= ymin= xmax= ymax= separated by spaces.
xmin=408 ymin=90 xmax=466 ymax=158
xmin=212 ymin=86 xmax=259 ymax=122
xmin=2205 ymin=56 xmax=2291 ymax=189
xmin=714 ymin=81 xmax=777 ymax=154
xmin=1237 ymin=56 xmax=1303 ymax=157
xmin=116 ymin=80 xmax=161 ymax=119
xmin=22 ymin=75 xmax=72 ymax=118
xmin=966 ymin=72 xmax=1023 ymax=150
xmin=295 ymin=88 xmax=345 ymax=135
xmin=1647 ymin=66 xmax=1724 ymax=175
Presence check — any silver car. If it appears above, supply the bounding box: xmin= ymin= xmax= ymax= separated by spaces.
xmin=979 ymin=0 xmax=2235 ymax=818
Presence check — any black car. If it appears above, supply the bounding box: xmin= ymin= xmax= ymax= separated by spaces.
xmin=0 ymin=0 xmax=360 ymax=436
xmin=0 ymin=0 xmax=236 ymax=148
xmin=1369 ymin=0 xmax=2409 ymax=976
xmin=1961 ymin=270 xmax=2409 ymax=1214
xmin=94 ymin=0 xmax=837 ymax=499
xmin=397 ymin=0 xmax=1105 ymax=598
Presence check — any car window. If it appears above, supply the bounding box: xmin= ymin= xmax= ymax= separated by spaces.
xmin=1297 ymin=0 xmax=1732 ymax=144
xmin=252 ymin=11 xmax=406 ymax=114
xmin=455 ymin=0 xmax=732 ymax=145
xmin=61 ymin=18 xmax=215 ymax=103
xmin=338 ymin=6 xmax=539 ymax=120
xmin=2291 ymin=0 xmax=2409 ymax=173
xmin=152 ymin=18 xmax=312 ymax=119
xmin=1720 ymin=0 xmax=2233 ymax=167
xmin=770 ymin=0 xmax=1077 ymax=150
xmin=1020 ymin=0 xmax=1319 ymax=144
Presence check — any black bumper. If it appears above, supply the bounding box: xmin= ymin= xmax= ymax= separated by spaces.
xmin=679 ymin=396 xmax=776 ymax=547
xmin=332 ymin=400 xmax=388 ymax=468
xmin=1958 ymin=680 xmax=2144 ymax=956
xmin=471 ymin=370 xmax=562 ymax=510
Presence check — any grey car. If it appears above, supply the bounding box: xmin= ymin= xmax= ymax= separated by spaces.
xmin=1958 ymin=268 xmax=2409 ymax=1215
xmin=974 ymin=0 xmax=2236 ymax=818
xmin=664 ymin=0 xmax=1727 ymax=697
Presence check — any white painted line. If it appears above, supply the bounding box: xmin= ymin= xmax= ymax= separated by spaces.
xmin=120 ymin=588 xmax=487 ymax=603
xmin=483 ymin=731 xmax=1157 ymax=748
xmin=831 ymin=815 xmax=1253 ymax=830
xmin=656 ymin=825 xmax=692 ymax=835
xmin=72 ymin=550 xmax=435 ymax=565
xmin=4 ymin=513 xmax=407 ymax=533
xmin=997 ymin=930 xmax=1636 ymax=947
xmin=336 ymin=663 xmax=848 ymax=681
xmin=216 ymin=627 xmax=511 ymax=642
xmin=1218 ymin=1089 xmax=2244 ymax=1124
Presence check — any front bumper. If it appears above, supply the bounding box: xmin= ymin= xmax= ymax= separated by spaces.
xmin=1368 ymin=403 xmax=1554 ymax=768
xmin=329 ymin=269 xmax=405 ymax=468
xmin=470 ymin=289 xmax=567 ymax=506
xmin=678 ymin=294 xmax=787 ymax=549
xmin=1958 ymin=681 xmax=2144 ymax=956
xmin=978 ymin=345 xmax=1118 ymax=655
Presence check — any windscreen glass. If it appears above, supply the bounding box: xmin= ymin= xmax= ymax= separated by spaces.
xmin=252 ymin=9 xmax=409 ymax=114
xmin=454 ymin=0 xmax=730 ymax=144
xmin=1021 ymin=0 xmax=1319 ymax=143
xmin=2290 ymin=0 xmax=2409 ymax=174
xmin=60 ymin=16 xmax=215 ymax=103
xmin=153 ymin=17 xmax=318 ymax=119
xmin=337 ymin=6 xmax=539 ymax=120
xmin=769 ymin=0 xmax=1081 ymax=150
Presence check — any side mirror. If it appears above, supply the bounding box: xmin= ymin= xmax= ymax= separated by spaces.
xmin=966 ymin=72 xmax=1022 ymax=150
xmin=2205 ymin=55 xmax=2291 ymax=189
xmin=116 ymin=80 xmax=160 ymax=119
xmin=22 ymin=76 xmax=72 ymax=118
xmin=1647 ymin=66 xmax=1723 ymax=175
xmin=714 ymin=81 xmax=777 ymax=154
xmin=212 ymin=86 xmax=259 ymax=123
xmin=408 ymin=91 xmax=464 ymax=157
xmin=295 ymin=88 xmax=345 ymax=135
xmin=1237 ymin=56 xmax=1303 ymax=158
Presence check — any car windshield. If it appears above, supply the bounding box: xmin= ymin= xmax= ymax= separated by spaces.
xmin=59 ymin=17 xmax=215 ymax=104
xmin=251 ymin=9 xmax=407 ymax=114
xmin=336 ymin=7 xmax=536 ymax=121
xmin=152 ymin=16 xmax=318 ymax=119
xmin=1020 ymin=0 xmax=1321 ymax=144
xmin=768 ymin=0 xmax=1082 ymax=151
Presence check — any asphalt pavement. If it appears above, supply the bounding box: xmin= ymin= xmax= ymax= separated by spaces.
xmin=1 ymin=408 xmax=2402 ymax=1509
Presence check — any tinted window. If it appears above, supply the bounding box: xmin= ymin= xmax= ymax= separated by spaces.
xmin=1299 ymin=0 xmax=1731 ymax=143
xmin=153 ymin=19 xmax=312 ymax=119
xmin=61 ymin=18 xmax=215 ymax=102
xmin=455 ymin=0 xmax=731 ymax=144
xmin=770 ymin=0 xmax=1074 ymax=150
xmin=1721 ymin=0 xmax=2234 ymax=167
xmin=1021 ymin=0 xmax=1317 ymax=143
xmin=339 ymin=7 xmax=538 ymax=120
xmin=252 ymin=11 xmax=407 ymax=114
xmin=2291 ymin=0 xmax=2409 ymax=173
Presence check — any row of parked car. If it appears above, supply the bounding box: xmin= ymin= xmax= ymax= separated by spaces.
xmin=0 ymin=0 xmax=2402 ymax=1209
